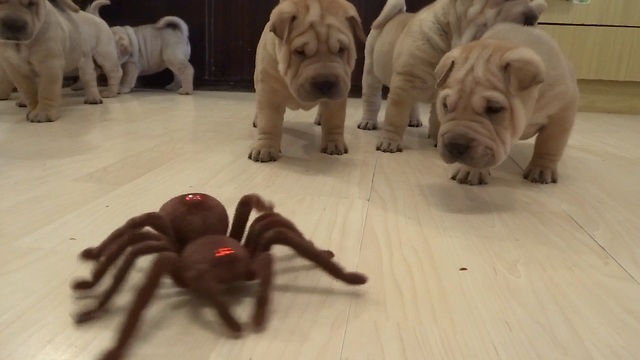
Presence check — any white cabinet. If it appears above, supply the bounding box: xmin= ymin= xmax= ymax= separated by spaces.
xmin=539 ymin=0 xmax=640 ymax=81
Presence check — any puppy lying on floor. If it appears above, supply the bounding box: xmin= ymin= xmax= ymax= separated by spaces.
xmin=358 ymin=0 xmax=547 ymax=152
xmin=79 ymin=0 xmax=194 ymax=95
xmin=434 ymin=23 xmax=579 ymax=185
xmin=249 ymin=0 xmax=366 ymax=162
xmin=0 ymin=0 xmax=122 ymax=122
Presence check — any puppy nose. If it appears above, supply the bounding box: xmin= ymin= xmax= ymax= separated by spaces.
xmin=313 ymin=80 xmax=336 ymax=96
xmin=445 ymin=142 xmax=470 ymax=158
xmin=1 ymin=17 xmax=27 ymax=34
xmin=523 ymin=11 xmax=539 ymax=26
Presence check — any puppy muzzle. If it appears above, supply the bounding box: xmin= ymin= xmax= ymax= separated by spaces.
xmin=439 ymin=132 xmax=496 ymax=168
xmin=298 ymin=74 xmax=346 ymax=102
xmin=0 ymin=16 xmax=30 ymax=41
xmin=310 ymin=74 xmax=344 ymax=99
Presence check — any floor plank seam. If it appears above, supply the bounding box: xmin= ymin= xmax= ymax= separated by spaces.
xmin=565 ymin=210 xmax=639 ymax=284
xmin=366 ymin=154 xmax=379 ymax=202
xmin=338 ymin=196 xmax=371 ymax=360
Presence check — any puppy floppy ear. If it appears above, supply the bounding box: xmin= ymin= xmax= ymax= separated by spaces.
xmin=501 ymin=47 xmax=545 ymax=92
xmin=434 ymin=48 xmax=460 ymax=89
xmin=269 ymin=1 xmax=298 ymax=41
xmin=344 ymin=3 xmax=366 ymax=43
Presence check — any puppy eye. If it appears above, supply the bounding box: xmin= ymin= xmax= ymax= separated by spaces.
xmin=485 ymin=104 xmax=504 ymax=115
xmin=294 ymin=48 xmax=306 ymax=57
xmin=442 ymin=101 xmax=449 ymax=112
xmin=337 ymin=46 xmax=346 ymax=55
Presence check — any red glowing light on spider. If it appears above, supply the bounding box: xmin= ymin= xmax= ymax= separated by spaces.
xmin=215 ymin=247 xmax=235 ymax=257
xmin=185 ymin=194 xmax=203 ymax=201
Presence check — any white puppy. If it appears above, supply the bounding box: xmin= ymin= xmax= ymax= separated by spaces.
xmin=86 ymin=0 xmax=194 ymax=95
xmin=0 ymin=0 xmax=122 ymax=122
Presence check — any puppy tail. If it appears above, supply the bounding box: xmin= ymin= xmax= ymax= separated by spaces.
xmin=50 ymin=0 xmax=80 ymax=12
xmin=371 ymin=0 xmax=406 ymax=30
xmin=85 ymin=0 xmax=110 ymax=17
xmin=155 ymin=16 xmax=190 ymax=38
xmin=530 ymin=0 xmax=548 ymax=16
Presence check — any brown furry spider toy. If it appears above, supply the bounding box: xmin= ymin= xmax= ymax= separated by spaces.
xmin=71 ymin=192 xmax=367 ymax=360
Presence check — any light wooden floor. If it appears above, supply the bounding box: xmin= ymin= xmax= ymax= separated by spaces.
xmin=1 ymin=89 xmax=639 ymax=360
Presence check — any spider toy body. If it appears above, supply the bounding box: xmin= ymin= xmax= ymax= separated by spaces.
xmin=71 ymin=192 xmax=367 ymax=360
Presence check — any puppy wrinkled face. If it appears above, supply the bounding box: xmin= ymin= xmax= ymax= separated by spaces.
xmin=270 ymin=0 xmax=363 ymax=103
xmin=286 ymin=25 xmax=352 ymax=102
xmin=435 ymin=42 xmax=530 ymax=170
xmin=0 ymin=0 xmax=42 ymax=43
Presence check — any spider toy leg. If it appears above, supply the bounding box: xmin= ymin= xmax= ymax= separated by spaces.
xmin=228 ymin=193 xmax=274 ymax=241
xmin=256 ymin=227 xmax=367 ymax=285
xmin=244 ymin=213 xmax=335 ymax=259
xmin=250 ymin=252 xmax=273 ymax=329
xmin=74 ymin=234 xmax=175 ymax=323
xmin=244 ymin=213 xmax=366 ymax=284
xmin=72 ymin=231 xmax=167 ymax=291
xmin=79 ymin=212 xmax=176 ymax=261
xmin=97 ymin=252 xmax=182 ymax=360
xmin=189 ymin=274 xmax=244 ymax=333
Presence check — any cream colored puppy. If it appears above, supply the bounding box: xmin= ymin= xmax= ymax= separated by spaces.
xmin=0 ymin=0 xmax=122 ymax=122
xmin=0 ymin=62 xmax=14 ymax=100
xmin=110 ymin=18 xmax=193 ymax=94
xmin=434 ymin=23 xmax=578 ymax=185
xmin=359 ymin=0 xmax=547 ymax=152
xmin=249 ymin=0 xmax=365 ymax=162
xmin=83 ymin=0 xmax=194 ymax=95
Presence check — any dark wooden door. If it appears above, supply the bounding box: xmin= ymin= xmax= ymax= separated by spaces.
xmin=98 ymin=0 xmax=434 ymax=95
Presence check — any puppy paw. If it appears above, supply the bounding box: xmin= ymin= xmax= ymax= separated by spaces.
xmin=321 ymin=139 xmax=348 ymax=155
xmin=70 ymin=82 xmax=84 ymax=91
xmin=164 ymin=82 xmax=181 ymax=92
xmin=178 ymin=88 xmax=193 ymax=95
xmin=249 ymin=143 xmax=280 ymax=162
xmin=408 ymin=117 xmax=423 ymax=128
xmin=523 ymin=164 xmax=557 ymax=184
xmin=100 ymin=90 xmax=118 ymax=98
xmin=118 ymin=86 xmax=132 ymax=94
xmin=357 ymin=119 xmax=378 ymax=130
xmin=15 ymin=98 xmax=27 ymax=108
xmin=451 ymin=166 xmax=491 ymax=185
xmin=84 ymin=96 xmax=103 ymax=105
xmin=27 ymin=109 xmax=58 ymax=123
xmin=427 ymin=127 xmax=438 ymax=147
xmin=376 ymin=135 xmax=403 ymax=153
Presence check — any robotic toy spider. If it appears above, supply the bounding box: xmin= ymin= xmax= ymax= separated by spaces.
xmin=71 ymin=192 xmax=367 ymax=360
